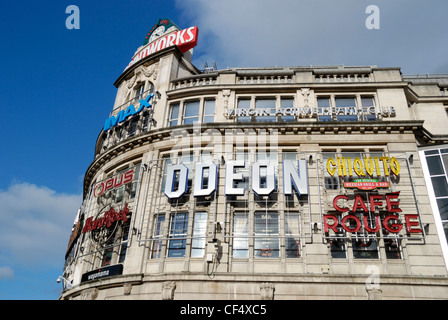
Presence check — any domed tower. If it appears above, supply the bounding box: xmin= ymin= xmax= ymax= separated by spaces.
xmin=60 ymin=19 xmax=448 ymax=300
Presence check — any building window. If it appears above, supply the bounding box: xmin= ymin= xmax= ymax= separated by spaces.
xmin=203 ymin=100 xmax=215 ymax=123
xmin=233 ymin=213 xmax=249 ymax=258
xmin=130 ymin=164 xmax=141 ymax=199
xmin=191 ymin=212 xmax=208 ymax=257
xmin=335 ymin=97 xmax=358 ymax=121
xmin=281 ymin=97 xmax=295 ymax=122
xmin=384 ymin=238 xmax=402 ymax=259
xmin=169 ymin=103 xmax=180 ymax=127
xmin=285 ymin=212 xmax=301 ymax=258
xmin=168 ymin=212 xmax=189 ymax=258
xmin=255 ymin=98 xmax=276 ymax=122
xmin=183 ymin=101 xmax=200 ymax=125
xmin=151 ymin=214 xmax=165 ymax=259
xmin=237 ymin=98 xmax=251 ymax=122
xmin=317 ymin=97 xmax=332 ymax=121
xmin=118 ymin=219 xmax=131 ymax=263
xmin=127 ymin=118 xmax=138 ymax=137
xmin=352 ymin=237 xmax=379 ymax=259
xmin=361 ymin=97 xmax=376 ymax=121
xmin=254 ymin=212 xmax=279 ymax=258
xmin=424 ymin=148 xmax=448 ymax=245
xmin=135 ymin=83 xmax=145 ymax=99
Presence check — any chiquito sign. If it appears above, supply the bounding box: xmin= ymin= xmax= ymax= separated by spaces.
xmin=323 ymin=155 xmax=423 ymax=236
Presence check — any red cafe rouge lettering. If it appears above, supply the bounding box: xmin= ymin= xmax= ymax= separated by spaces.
xmin=323 ymin=192 xmax=422 ymax=234
xmin=94 ymin=169 xmax=135 ymax=197
xmin=82 ymin=204 xmax=129 ymax=234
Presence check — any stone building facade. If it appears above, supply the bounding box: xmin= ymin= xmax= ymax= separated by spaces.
xmin=60 ymin=20 xmax=448 ymax=300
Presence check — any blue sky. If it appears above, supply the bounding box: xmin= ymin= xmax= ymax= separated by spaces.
xmin=0 ymin=0 xmax=447 ymax=300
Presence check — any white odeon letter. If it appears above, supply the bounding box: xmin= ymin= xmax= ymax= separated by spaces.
xmin=283 ymin=159 xmax=308 ymax=196
xmin=164 ymin=164 xmax=188 ymax=199
xmin=193 ymin=162 xmax=218 ymax=197
xmin=252 ymin=160 xmax=275 ymax=196
xmin=225 ymin=160 xmax=245 ymax=195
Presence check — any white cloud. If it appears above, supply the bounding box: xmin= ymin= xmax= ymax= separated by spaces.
xmin=0 ymin=183 xmax=81 ymax=270
xmin=0 ymin=266 xmax=14 ymax=279
xmin=176 ymin=0 xmax=448 ymax=74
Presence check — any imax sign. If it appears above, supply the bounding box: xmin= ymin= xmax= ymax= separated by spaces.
xmin=103 ymin=93 xmax=154 ymax=131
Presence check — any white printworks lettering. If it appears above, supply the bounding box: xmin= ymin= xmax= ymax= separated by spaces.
xmin=163 ymin=160 xmax=308 ymax=199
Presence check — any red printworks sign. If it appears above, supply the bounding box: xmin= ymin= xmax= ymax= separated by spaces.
xmin=126 ymin=26 xmax=199 ymax=70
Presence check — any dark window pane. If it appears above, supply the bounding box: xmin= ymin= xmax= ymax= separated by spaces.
xmin=437 ymin=198 xmax=448 ymax=220
xmin=431 ymin=176 xmax=448 ymax=197
xmin=426 ymin=156 xmax=444 ymax=175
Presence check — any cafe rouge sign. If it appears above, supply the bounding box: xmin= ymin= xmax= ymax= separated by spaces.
xmin=323 ymin=155 xmax=422 ymax=235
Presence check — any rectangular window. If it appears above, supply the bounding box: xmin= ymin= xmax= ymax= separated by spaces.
xmin=169 ymin=103 xmax=180 ymax=127
xmin=255 ymin=98 xmax=276 ymax=122
xmin=118 ymin=221 xmax=131 ymax=263
xmin=128 ymin=118 xmax=138 ymax=137
xmin=233 ymin=213 xmax=249 ymax=258
xmin=203 ymin=100 xmax=215 ymax=123
xmin=135 ymin=84 xmax=145 ymax=99
xmin=352 ymin=237 xmax=379 ymax=259
xmin=183 ymin=101 xmax=200 ymax=125
xmin=281 ymin=98 xmax=295 ymax=122
xmin=322 ymin=152 xmax=340 ymax=190
xmin=168 ymin=212 xmax=189 ymax=258
xmin=161 ymin=157 xmax=172 ymax=193
xmin=431 ymin=176 xmax=448 ymax=197
xmin=237 ymin=98 xmax=251 ymax=122
xmin=335 ymin=97 xmax=358 ymax=121
xmin=101 ymin=234 xmax=115 ymax=266
xmin=361 ymin=97 xmax=376 ymax=121
xmin=285 ymin=213 xmax=301 ymax=258
xmin=151 ymin=214 xmax=165 ymax=259
xmin=254 ymin=212 xmax=279 ymax=258
xmin=114 ymin=168 xmax=127 ymax=203
xmin=384 ymin=238 xmax=401 ymax=259
xmin=130 ymin=164 xmax=141 ymax=199
xmin=191 ymin=212 xmax=208 ymax=257
xmin=317 ymin=97 xmax=332 ymax=121
xmin=330 ymin=238 xmax=346 ymax=259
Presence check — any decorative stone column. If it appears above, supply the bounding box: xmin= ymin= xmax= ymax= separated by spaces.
xmin=260 ymin=283 xmax=275 ymax=300
xmin=162 ymin=281 xmax=176 ymax=300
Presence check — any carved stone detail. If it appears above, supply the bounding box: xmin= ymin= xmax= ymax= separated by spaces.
xmin=123 ymin=283 xmax=132 ymax=295
xmin=80 ymin=288 xmax=99 ymax=300
xmin=259 ymin=282 xmax=275 ymax=300
xmin=161 ymin=281 xmax=176 ymax=300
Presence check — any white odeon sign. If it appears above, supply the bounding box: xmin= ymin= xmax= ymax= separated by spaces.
xmin=164 ymin=160 xmax=308 ymax=199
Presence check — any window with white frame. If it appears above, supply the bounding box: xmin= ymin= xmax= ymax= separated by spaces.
xmin=335 ymin=97 xmax=358 ymax=121
xmin=150 ymin=214 xmax=165 ymax=259
xmin=169 ymin=103 xmax=180 ymax=127
xmin=203 ymin=100 xmax=215 ymax=123
xmin=168 ymin=212 xmax=189 ymax=258
xmin=255 ymin=98 xmax=276 ymax=122
xmin=317 ymin=97 xmax=332 ymax=121
xmin=183 ymin=100 xmax=200 ymax=125
xmin=191 ymin=212 xmax=208 ymax=257
xmin=424 ymin=148 xmax=448 ymax=245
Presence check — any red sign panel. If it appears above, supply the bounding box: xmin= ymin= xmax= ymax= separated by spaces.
xmin=126 ymin=26 xmax=199 ymax=69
